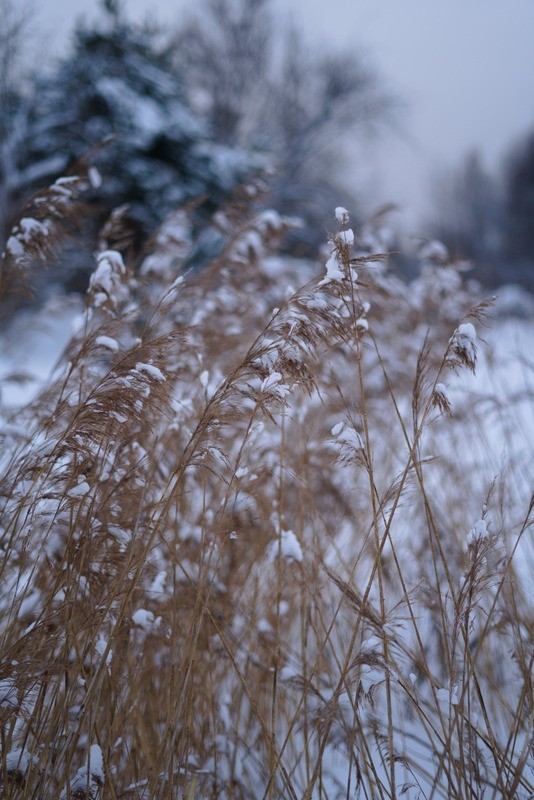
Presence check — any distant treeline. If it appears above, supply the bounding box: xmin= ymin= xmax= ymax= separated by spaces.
xmin=425 ymin=139 xmax=534 ymax=290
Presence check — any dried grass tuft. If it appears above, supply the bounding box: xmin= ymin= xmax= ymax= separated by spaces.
xmin=0 ymin=177 xmax=532 ymax=799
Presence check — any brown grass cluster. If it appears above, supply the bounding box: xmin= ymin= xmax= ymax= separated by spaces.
xmin=0 ymin=177 xmax=532 ymax=799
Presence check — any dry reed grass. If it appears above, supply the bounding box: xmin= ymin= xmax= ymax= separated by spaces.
xmin=0 ymin=178 xmax=532 ymax=799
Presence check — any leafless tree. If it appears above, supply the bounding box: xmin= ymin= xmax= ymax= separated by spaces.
xmin=173 ymin=0 xmax=397 ymax=251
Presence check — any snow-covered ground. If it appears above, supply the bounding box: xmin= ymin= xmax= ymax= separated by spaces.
xmin=0 ymin=295 xmax=83 ymax=408
xmin=3 ymin=289 xmax=533 ymax=442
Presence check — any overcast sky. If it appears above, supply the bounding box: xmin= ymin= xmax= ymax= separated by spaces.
xmin=39 ymin=0 xmax=534 ymax=229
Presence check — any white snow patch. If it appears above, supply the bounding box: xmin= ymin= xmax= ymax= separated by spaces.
xmin=149 ymin=570 xmax=167 ymax=599
xmin=5 ymin=747 xmax=36 ymax=776
xmin=457 ymin=322 xmax=477 ymax=342
xmin=260 ymin=371 xmax=290 ymax=399
xmin=136 ymin=362 xmax=166 ymax=381
xmin=88 ymin=166 xmax=102 ymax=189
xmin=331 ymin=422 xmax=364 ymax=450
xmin=89 ymin=250 xmax=125 ymax=307
xmin=320 ymin=251 xmax=345 ymax=285
xmin=268 ymin=529 xmax=303 ymax=563
xmin=95 ymin=636 xmax=112 ymax=673
xmin=64 ymin=744 xmax=104 ymax=799
xmin=331 ymin=421 xmax=345 ymax=437
xmin=420 ymin=240 xmax=449 ymax=262
xmin=0 ymin=678 xmax=18 ymax=708
xmin=467 ymin=518 xmax=489 ymax=545
xmin=68 ymin=480 xmax=90 ymax=498
xmin=132 ymin=609 xmax=159 ymax=632
xmin=109 ymin=411 xmax=128 ymax=424
xmin=95 ymin=335 xmax=119 ymax=352
xmin=257 ymin=618 xmax=273 ymax=636
xmin=335 ymin=206 xmax=349 ymax=224
xmin=280 ymin=665 xmax=299 ymax=681
xmin=338 ymin=228 xmax=354 ymax=246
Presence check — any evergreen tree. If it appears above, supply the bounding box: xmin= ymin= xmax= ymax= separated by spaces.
xmin=8 ymin=6 xmax=261 ymax=241
xmin=0 ymin=4 xmax=262 ymax=311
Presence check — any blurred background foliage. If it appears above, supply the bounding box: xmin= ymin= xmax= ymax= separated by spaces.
xmin=1 ymin=0 xmax=534 ymax=312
